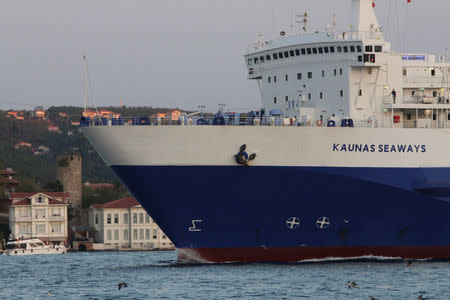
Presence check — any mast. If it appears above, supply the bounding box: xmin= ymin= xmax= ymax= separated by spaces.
xmin=83 ymin=56 xmax=87 ymax=117
xmin=351 ymin=0 xmax=382 ymax=39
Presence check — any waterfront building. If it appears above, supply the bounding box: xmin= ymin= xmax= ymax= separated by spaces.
xmin=9 ymin=192 xmax=69 ymax=244
xmin=88 ymin=197 xmax=174 ymax=250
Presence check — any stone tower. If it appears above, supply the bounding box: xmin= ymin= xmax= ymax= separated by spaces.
xmin=56 ymin=154 xmax=82 ymax=210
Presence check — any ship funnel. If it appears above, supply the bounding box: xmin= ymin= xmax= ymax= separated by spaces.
xmin=351 ymin=0 xmax=382 ymax=38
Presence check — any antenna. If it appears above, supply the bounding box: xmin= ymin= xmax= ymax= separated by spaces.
xmin=83 ymin=56 xmax=87 ymax=117
xmin=296 ymin=11 xmax=308 ymax=33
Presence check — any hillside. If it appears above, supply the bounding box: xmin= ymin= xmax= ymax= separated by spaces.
xmin=0 ymin=106 xmax=183 ymax=187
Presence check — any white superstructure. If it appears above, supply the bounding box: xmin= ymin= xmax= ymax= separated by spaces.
xmin=244 ymin=0 xmax=450 ymax=128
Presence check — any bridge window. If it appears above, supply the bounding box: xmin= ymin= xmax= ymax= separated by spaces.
xmin=290 ymin=50 xmax=295 ymax=57
xmin=284 ymin=51 xmax=289 ymax=57
xmin=308 ymin=72 xmax=312 ymax=79
xmin=340 ymin=90 xmax=344 ymax=97
xmin=312 ymin=48 xmax=317 ymax=54
xmin=324 ymin=47 xmax=329 ymax=53
xmin=343 ymin=46 xmax=349 ymax=53
xmin=260 ymin=56 xmax=265 ymax=63
xmin=318 ymin=47 xmax=323 ymax=54
xmin=301 ymin=49 xmax=306 ymax=55
xmin=278 ymin=52 xmax=284 ymax=59
xmin=357 ymin=45 xmax=362 ymax=52
xmin=266 ymin=55 xmax=271 ymax=61
xmin=350 ymin=46 xmax=355 ymax=52
xmin=374 ymin=46 xmax=382 ymax=52
xmin=337 ymin=46 xmax=342 ymax=53
xmin=273 ymin=53 xmax=278 ymax=60
xmin=268 ymin=76 xmax=271 ymax=83
xmin=295 ymin=49 xmax=300 ymax=56
xmin=330 ymin=46 xmax=335 ymax=53
xmin=365 ymin=45 xmax=373 ymax=52
xmin=253 ymin=58 xmax=259 ymax=64
xmin=307 ymin=48 xmax=312 ymax=55
xmin=297 ymin=73 xmax=302 ymax=80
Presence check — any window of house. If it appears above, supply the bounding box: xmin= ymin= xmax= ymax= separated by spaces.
xmin=301 ymin=49 xmax=306 ymax=55
xmin=51 ymin=208 xmax=61 ymax=217
xmin=312 ymin=48 xmax=317 ymax=54
xmin=145 ymin=215 xmax=150 ymax=223
xmin=359 ymin=89 xmax=363 ymax=96
xmin=139 ymin=213 xmax=143 ymax=224
xmin=114 ymin=230 xmax=119 ymax=240
xmin=343 ymin=46 xmax=349 ymax=53
xmin=318 ymin=47 xmax=323 ymax=54
xmin=273 ymin=53 xmax=278 ymax=60
xmin=145 ymin=229 xmax=150 ymax=240
xmin=448 ymin=114 xmax=450 ymax=121
xmin=268 ymin=76 xmax=271 ymax=83
xmin=285 ymin=74 xmax=288 ymax=82
xmin=114 ymin=213 xmax=119 ymax=224
xmin=357 ymin=45 xmax=362 ymax=52
xmin=36 ymin=224 xmax=45 ymax=233
xmin=324 ymin=47 xmax=329 ymax=53
xmin=36 ymin=209 xmax=45 ymax=219
xmin=412 ymin=91 xmax=415 ymax=96
xmin=322 ymin=70 xmax=325 ymax=77
xmin=162 ymin=235 xmax=167 ymax=239
xmin=290 ymin=50 xmax=295 ymax=57
xmin=95 ymin=214 xmax=99 ymax=224
xmin=124 ymin=230 xmax=129 ymax=241
xmin=107 ymin=214 xmax=111 ymax=224
xmin=139 ymin=229 xmax=144 ymax=239
xmin=124 ymin=213 xmax=129 ymax=224
xmin=152 ymin=229 xmax=158 ymax=239
xmin=297 ymin=73 xmax=302 ymax=80
xmin=307 ymin=48 xmax=312 ymax=54
xmin=350 ymin=46 xmax=355 ymax=52
xmin=133 ymin=229 xmax=138 ymax=240
xmin=308 ymin=72 xmax=312 ymax=79
xmin=253 ymin=58 xmax=258 ymax=64
xmin=284 ymin=51 xmax=289 ymax=58
xmin=266 ymin=55 xmax=271 ymax=61
xmin=107 ymin=230 xmax=112 ymax=241
xmin=340 ymin=68 xmax=343 ymax=75
xmin=248 ymin=59 xmax=252 ymax=66
xmin=330 ymin=46 xmax=335 ymax=53
xmin=133 ymin=213 xmax=137 ymax=224
xmin=364 ymin=54 xmax=370 ymax=62
xmin=337 ymin=46 xmax=342 ymax=53
xmin=274 ymin=97 xmax=277 ymax=104
xmin=403 ymin=69 xmax=407 ymax=76
xmin=365 ymin=45 xmax=373 ymax=52
xmin=431 ymin=69 xmax=436 ymax=76
xmin=340 ymin=90 xmax=344 ymax=97
xmin=295 ymin=49 xmax=300 ymax=56
xmin=374 ymin=46 xmax=382 ymax=52
xmin=37 ymin=197 xmax=43 ymax=203
xmin=433 ymin=114 xmax=437 ymax=121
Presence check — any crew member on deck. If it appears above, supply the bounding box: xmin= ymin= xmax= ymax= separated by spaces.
xmin=391 ymin=89 xmax=397 ymax=104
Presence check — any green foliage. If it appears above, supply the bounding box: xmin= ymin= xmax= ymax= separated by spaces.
xmin=15 ymin=178 xmax=40 ymax=193
xmin=82 ymin=185 xmax=130 ymax=209
xmin=43 ymin=180 xmax=63 ymax=192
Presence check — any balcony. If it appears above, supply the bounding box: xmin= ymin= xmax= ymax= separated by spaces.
xmin=402 ymin=76 xmax=445 ymax=88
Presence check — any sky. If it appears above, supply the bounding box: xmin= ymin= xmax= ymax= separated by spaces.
xmin=0 ymin=0 xmax=449 ymax=112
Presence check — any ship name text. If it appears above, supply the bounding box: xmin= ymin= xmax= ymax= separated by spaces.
xmin=332 ymin=144 xmax=427 ymax=153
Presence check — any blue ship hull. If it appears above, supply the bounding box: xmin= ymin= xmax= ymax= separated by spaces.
xmin=111 ymin=165 xmax=450 ymax=262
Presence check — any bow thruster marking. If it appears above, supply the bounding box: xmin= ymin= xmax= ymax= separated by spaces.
xmin=189 ymin=220 xmax=203 ymax=232
xmin=286 ymin=217 xmax=301 ymax=229
xmin=316 ymin=216 xmax=331 ymax=229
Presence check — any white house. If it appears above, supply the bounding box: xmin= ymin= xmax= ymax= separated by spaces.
xmin=9 ymin=192 xmax=69 ymax=245
xmin=88 ymin=197 xmax=174 ymax=250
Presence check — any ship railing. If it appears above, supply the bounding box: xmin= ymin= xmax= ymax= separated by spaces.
xmin=79 ymin=115 xmax=380 ymax=128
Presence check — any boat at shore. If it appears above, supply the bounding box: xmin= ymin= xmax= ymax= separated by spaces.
xmin=3 ymin=238 xmax=67 ymax=256
xmin=80 ymin=0 xmax=450 ymax=263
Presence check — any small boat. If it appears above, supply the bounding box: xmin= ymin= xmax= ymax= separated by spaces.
xmin=2 ymin=238 xmax=67 ymax=256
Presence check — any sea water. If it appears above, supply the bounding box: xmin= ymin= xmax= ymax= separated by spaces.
xmin=0 ymin=251 xmax=449 ymax=299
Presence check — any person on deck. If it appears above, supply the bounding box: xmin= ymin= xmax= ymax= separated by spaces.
xmin=391 ymin=89 xmax=397 ymax=104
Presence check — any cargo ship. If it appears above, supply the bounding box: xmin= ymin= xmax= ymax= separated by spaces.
xmin=81 ymin=0 xmax=450 ymax=262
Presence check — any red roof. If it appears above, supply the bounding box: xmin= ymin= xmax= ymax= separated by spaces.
xmin=92 ymin=197 xmax=139 ymax=209
xmin=11 ymin=197 xmax=67 ymax=206
xmin=86 ymin=183 xmax=114 ymax=190
xmin=1 ymin=169 xmax=16 ymax=175
xmin=10 ymin=192 xmax=70 ymax=200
